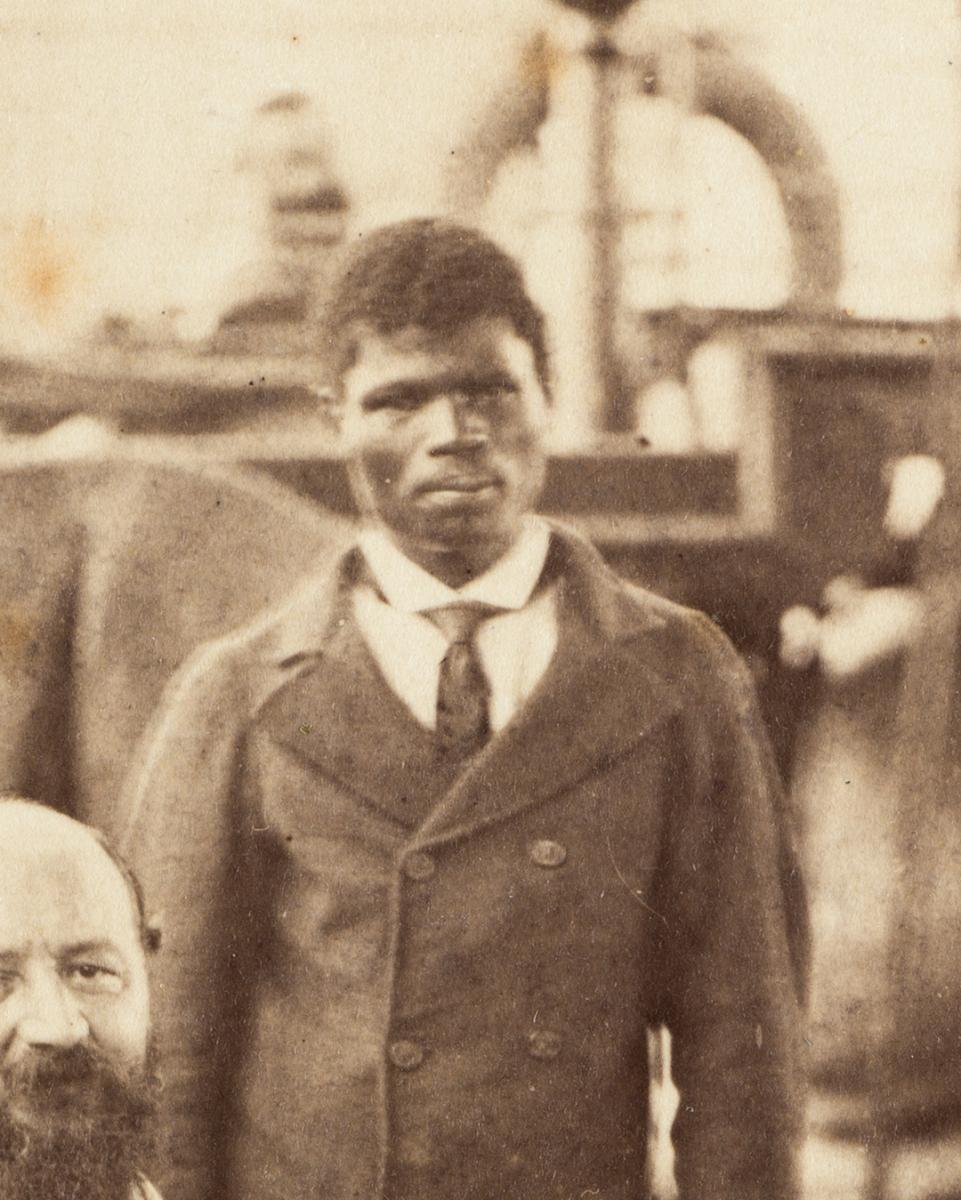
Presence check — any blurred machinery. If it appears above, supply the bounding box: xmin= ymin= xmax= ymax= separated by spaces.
xmin=446 ymin=0 xmax=841 ymax=450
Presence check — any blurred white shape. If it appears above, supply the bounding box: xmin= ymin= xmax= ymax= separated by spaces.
xmin=620 ymin=215 xmax=684 ymax=311
xmin=680 ymin=116 xmax=792 ymax=310
xmin=38 ymin=414 xmax=117 ymax=459
xmin=778 ymin=604 xmax=821 ymax=670
xmin=821 ymin=574 xmax=866 ymax=614
xmin=886 ymin=1133 xmax=961 ymax=1200
xmin=532 ymin=214 xmax=602 ymax=450
xmin=615 ymin=96 xmax=685 ymax=214
xmin=883 ymin=453 xmax=945 ymax=541
xmin=483 ymin=149 xmax=542 ymax=267
xmin=635 ymin=377 xmax=697 ymax=452
xmin=538 ymin=54 xmax=597 ymax=214
xmin=646 ymin=1025 xmax=679 ymax=1200
xmin=819 ymin=586 xmax=925 ymax=681
xmin=613 ymin=105 xmax=793 ymax=311
xmin=687 ymin=336 xmax=743 ymax=451
xmin=800 ymin=1134 xmax=869 ymax=1200
xmin=528 ymin=54 xmax=608 ymax=446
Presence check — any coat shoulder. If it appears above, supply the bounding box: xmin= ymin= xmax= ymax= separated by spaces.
xmin=553 ymin=522 xmax=747 ymax=686
xmin=621 ymin=578 xmax=750 ymax=680
xmin=610 ymin=575 xmax=763 ymax=739
xmin=159 ymin=560 xmax=342 ymax=717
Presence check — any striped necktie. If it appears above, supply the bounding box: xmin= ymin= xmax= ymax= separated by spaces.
xmin=425 ymin=603 xmax=501 ymax=757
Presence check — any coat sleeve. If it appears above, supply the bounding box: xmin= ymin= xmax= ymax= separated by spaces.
xmin=652 ymin=611 xmax=809 ymax=1200
xmin=119 ymin=639 xmax=257 ymax=1200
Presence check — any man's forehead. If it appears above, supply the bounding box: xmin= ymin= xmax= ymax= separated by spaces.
xmin=0 ymin=818 xmax=138 ymax=953
xmin=343 ymin=317 xmax=540 ymax=391
xmin=351 ymin=317 xmax=531 ymax=365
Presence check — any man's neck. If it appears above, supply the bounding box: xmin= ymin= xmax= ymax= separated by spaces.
xmin=359 ymin=518 xmax=551 ymax=616
xmin=382 ymin=531 xmax=518 ymax=589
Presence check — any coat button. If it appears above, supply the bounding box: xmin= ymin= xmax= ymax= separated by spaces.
xmin=527 ymin=1030 xmax=563 ymax=1060
xmin=529 ymin=839 xmax=567 ymax=868
xmin=388 ymin=1040 xmax=425 ymax=1071
xmin=403 ymin=851 xmax=435 ymax=881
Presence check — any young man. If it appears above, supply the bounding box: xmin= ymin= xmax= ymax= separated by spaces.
xmin=123 ymin=218 xmax=807 ymax=1200
xmin=0 ymin=798 xmax=161 ymax=1200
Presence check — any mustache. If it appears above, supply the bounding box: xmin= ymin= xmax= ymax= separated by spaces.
xmin=3 ymin=1041 xmax=136 ymax=1098
xmin=0 ymin=1041 xmax=158 ymax=1138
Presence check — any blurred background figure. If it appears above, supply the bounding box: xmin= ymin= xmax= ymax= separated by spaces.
xmin=779 ymin=450 xmax=961 ymax=1200
xmin=781 ymin=454 xmax=945 ymax=679
xmin=214 ymin=90 xmax=350 ymax=358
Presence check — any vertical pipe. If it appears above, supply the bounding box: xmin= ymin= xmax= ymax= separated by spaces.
xmin=585 ymin=28 xmax=626 ymax=431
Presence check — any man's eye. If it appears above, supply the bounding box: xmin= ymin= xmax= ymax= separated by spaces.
xmin=472 ymin=383 xmax=517 ymax=407
xmin=64 ymin=963 xmax=123 ymax=995
xmin=363 ymin=392 xmax=420 ymax=413
xmin=0 ymin=969 xmax=20 ymax=998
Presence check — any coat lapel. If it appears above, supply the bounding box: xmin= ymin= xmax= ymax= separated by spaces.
xmin=414 ymin=531 xmax=682 ymax=847
xmin=253 ymin=530 xmax=682 ymax=842
xmin=255 ymin=550 xmax=453 ymax=829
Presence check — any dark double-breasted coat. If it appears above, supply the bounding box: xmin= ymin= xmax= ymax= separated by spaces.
xmin=122 ymin=526 xmax=806 ymax=1200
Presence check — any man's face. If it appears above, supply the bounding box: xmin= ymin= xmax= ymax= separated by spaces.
xmin=0 ymin=817 xmax=154 ymax=1198
xmin=338 ymin=316 xmax=550 ymax=570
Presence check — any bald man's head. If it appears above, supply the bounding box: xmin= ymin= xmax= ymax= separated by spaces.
xmin=0 ymin=799 xmax=158 ymax=1200
xmin=0 ymin=799 xmax=156 ymax=955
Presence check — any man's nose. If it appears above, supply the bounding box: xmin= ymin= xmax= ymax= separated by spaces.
xmin=11 ymin=970 xmax=88 ymax=1053
xmin=425 ymin=393 xmax=489 ymax=456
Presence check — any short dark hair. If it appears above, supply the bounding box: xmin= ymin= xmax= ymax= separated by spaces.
xmin=325 ymin=217 xmax=550 ymax=391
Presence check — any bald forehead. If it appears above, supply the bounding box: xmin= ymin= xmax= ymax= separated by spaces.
xmin=0 ymin=803 xmax=140 ymax=952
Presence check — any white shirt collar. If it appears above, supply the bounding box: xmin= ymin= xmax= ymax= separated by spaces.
xmin=358 ymin=516 xmax=551 ymax=614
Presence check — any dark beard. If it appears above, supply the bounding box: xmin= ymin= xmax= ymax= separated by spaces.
xmin=0 ymin=1041 xmax=158 ymax=1200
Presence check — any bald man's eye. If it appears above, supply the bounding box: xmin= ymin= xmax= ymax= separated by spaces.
xmin=63 ymin=963 xmax=124 ymax=996
xmin=0 ymin=969 xmax=20 ymax=999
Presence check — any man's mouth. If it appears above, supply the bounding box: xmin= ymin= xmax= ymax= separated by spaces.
xmin=416 ymin=475 xmax=501 ymax=499
xmin=1 ymin=1046 xmax=143 ymax=1126
xmin=6 ymin=1077 xmax=106 ymax=1123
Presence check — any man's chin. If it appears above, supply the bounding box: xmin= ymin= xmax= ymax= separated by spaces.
xmin=5 ymin=1078 xmax=119 ymax=1129
xmin=0 ymin=1106 xmax=151 ymax=1200
xmin=410 ymin=503 xmax=517 ymax=550
xmin=0 ymin=1067 xmax=158 ymax=1200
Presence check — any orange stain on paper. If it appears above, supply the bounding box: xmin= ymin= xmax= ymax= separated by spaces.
xmin=519 ymin=35 xmax=567 ymax=91
xmin=5 ymin=217 xmax=78 ymax=324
